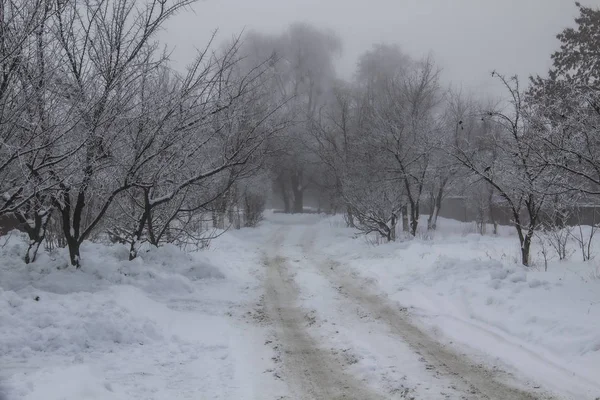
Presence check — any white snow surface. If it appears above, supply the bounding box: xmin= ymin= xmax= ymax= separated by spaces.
xmin=0 ymin=228 xmax=284 ymax=400
xmin=309 ymin=215 xmax=600 ymax=399
xmin=1 ymin=212 xmax=600 ymax=399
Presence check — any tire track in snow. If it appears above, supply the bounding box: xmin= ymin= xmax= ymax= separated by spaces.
xmin=299 ymin=235 xmax=556 ymax=400
xmin=264 ymin=237 xmax=386 ymax=399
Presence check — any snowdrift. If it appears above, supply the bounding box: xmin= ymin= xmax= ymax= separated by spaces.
xmin=0 ymin=228 xmax=267 ymax=400
xmin=311 ymin=215 xmax=600 ymax=398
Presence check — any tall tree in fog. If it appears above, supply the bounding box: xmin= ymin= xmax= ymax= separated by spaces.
xmin=355 ymin=46 xmax=441 ymax=236
xmin=351 ymin=45 xmax=413 ymax=234
xmin=310 ymin=80 xmax=359 ymax=223
xmin=245 ymin=23 xmax=341 ymax=213
xmin=356 ymin=44 xmax=412 ymax=103
xmin=377 ymin=57 xmax=441 ymax=236
xmin=425 ymin=89 xmax=471 ymax=231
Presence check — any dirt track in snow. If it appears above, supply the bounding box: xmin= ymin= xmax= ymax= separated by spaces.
xmin=317 ymin=259 xmax=552 ymax=400
xmin=264 ymin=251 xmax=386 ymax=400
xmin=263 ymin=224 xmax=555 ymax=400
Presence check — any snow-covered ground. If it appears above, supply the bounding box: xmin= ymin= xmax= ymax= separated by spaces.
xmin=310 ymin=215 xmax=600 ymax=399
xmin=0 ymin=226 xmax=285 ymax=400
xmin=1 ymin=212 xmax=600 ymax=399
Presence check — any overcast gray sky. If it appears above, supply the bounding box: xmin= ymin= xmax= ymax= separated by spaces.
xmin=163 ymin=0 xmax=599 ymax=99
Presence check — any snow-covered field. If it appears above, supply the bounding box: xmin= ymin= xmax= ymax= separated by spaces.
xmin=310 ymin=215 xmax=600 ymax=399
xmin=0 ymin=226 xmax=284 ymax=399
xmin=1 ymin=212 xmax=600 ymax=399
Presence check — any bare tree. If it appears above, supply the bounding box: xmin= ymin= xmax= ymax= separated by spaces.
xmin=452 ymin=73 xmax=556 ymax=266
xmin=371 ymin=57 xmax=442 ymax=236
xmin=425 ymin=89 xmax=473 ymax=231
xmin=244 ymin=23 xmax=341 ymax=213
xmin=44 ymin=0 xmax=197 ymax=266
xmin=104 ymin=41 xmax=285 ymax=259
xmin=342 ymin=154 xmax=403 ymax=242
xmin=311 ymin=80 xmax=358 ymax=224
xmin=0 ymin=0 xmax=84 ymax=262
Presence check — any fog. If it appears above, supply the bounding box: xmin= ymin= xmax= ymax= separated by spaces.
xmin=3 ymin=2 xmax=600 ymax=397
xmin=163 ymin=0 xmax=593 ymax=99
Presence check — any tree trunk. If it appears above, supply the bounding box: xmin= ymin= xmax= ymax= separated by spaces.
xmin=401 ymin=205 xmax=409 ymax=232
xmin=427 ymin=187 xmax=443 ymax=231
xmin=129 ymin=210 xmax=150 ymax=261
xmin=389 ymin=213 xmax=397 ymax=241
xmin=24 ymin=212 xmax=51 ymax=264
xmin=521 ymin=235 xmax=532 ymax=267
xmin=283 ymin=197 xmax=291 ymax=213
xmin=292 ymin=192 xmax=303 ymax=214
xmin=427 ymin=205 xmax=438 ymax=231
xmin=66 ymin=237 xmax=81 ymax=267
xmin=512 ymin=212 xmax=530 ymax=267
xmin=488 ymin=188 xmax=498 ymax=235
xmin=276 ymin=174 xmax=290 ymax=213
xmin=56 ymin=189 xmax=83 ymax=268
xmin=522 ymin=197 xmax=541 ymax=267
xmin=214 ymin=192 xmax=228 ymax=229
xmin=345 ymin=205 xmax=355 ymax=227
xmin=290 ymin=171 xmax=304 ymax=214
xmin=212 ymin=210 xmax=218 ymax=228
xmin=17 ymin=203 xmax=51 ymax=264
xmin=129 ymin=189 xmax=155 ymax=261
xmin=427 ymin=192 xmax=435 ymax=230
xmin=60 ymin=217 xmax=82 ymax=268
xmin=409 ymin=202 xmax=419 ymax=236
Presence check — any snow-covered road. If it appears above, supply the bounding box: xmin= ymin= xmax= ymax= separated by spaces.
xmin=261 ymin=219 xmax=554 ymax=399
xmin=3 ymin=212 xmax=600 ymax=399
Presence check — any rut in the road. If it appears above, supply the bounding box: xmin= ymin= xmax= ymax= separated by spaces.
xmin=317 ymin=258 xmax=553 ymax=400
xmin=264 ymin=254 xmax=386 ymax=400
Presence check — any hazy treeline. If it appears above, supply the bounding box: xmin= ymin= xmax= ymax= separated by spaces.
xmin=239 ymin=2 xmax=600 ymax=267
xmin=1 ymin=0 xmax=599 ymax=267
xmin=0 ymin=0 xmax=288 ymax=266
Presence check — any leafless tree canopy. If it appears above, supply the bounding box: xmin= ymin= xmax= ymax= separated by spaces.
xmin=3 ymin=1 xmax=600 ymax=267
xmin=0 ymin=0 xmax=287 ymax=266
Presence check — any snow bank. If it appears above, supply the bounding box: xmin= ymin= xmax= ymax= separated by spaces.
xmin=0 ymin=286 xmax=162 ymax=358
xmin=0 ymin=227 xmax=273 ymax=400
xmin=311 ymin=215 xmax=600 ymax=399
xmin=19 ymin=365 xmax=129 ymax=400
xmin=0 ymin=233 xmax=224 ymax=295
